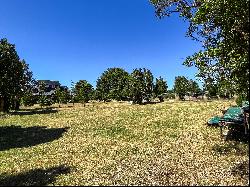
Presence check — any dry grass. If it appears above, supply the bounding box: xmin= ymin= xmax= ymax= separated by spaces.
xmin=0 ymin=100 xmax=248 ymax=186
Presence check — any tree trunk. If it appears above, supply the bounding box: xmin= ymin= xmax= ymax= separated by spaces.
xmin=3 ymin=96 xmax=10 ymax=113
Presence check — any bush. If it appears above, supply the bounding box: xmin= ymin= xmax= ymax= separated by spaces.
xmin=236 ymin=94 xmax=248 ymax=106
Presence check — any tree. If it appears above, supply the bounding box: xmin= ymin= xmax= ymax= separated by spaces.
xmin=143 ymin=68 xmax=154 ymax=102
xmin=128 ymin=68 xmax=154 ymax=104
xmin=21 ymin=91 xmax=35 ymax=107
xmin=165 ymin=89 xmax=175 ymax=99
xmin=55 ymin=87 xmax=70 ymax=107
xmin=188 ymin=79 xmax=201 ymax=96
xmin=96 ymin=68 xmax=130 ymax=101
xmin=154 ymin=76 xmax=168 ymax=102
xmin=173 ymin=76 xmax=190 ymax=99
xmin=0 ymin=38 xmax=33 ymax=112
xmin=74 ymin=80 xmax=93 ymax=105
xmin=129 ymin=68 xmax=145 ymax=104
xmin=37 ymin=82 xmax=53 ymax=108
xmin=70 ymin=80 xmax=76 ymax=105
xmin=151 ymin=0 xmax=249 ymax=103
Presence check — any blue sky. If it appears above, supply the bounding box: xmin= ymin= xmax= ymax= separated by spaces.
xmin=0 ymin=0 xmax=202 ymax=89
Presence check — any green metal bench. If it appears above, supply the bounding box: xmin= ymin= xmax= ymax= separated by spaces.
xmin=208 ymin=101 xmax=249 ymax=140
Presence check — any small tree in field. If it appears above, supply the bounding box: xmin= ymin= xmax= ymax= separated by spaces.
xmin=74 ymin=80 xmax=93 ymax=106
xmin=55 ymin=87 xmax=70 ymax=107
xmin=154 ymin=76 xmax=168 ymax=102
xmin=38 ymin=82 xmax=52 ymax=109
xmin=128 ymin=68 xmax=154 ymax=104
xmin=143 ymin=68 xmax=154 ymax=102
xmin=129 ymin=69 xmax=145 ymax=104
xmin=173 ymin=76 xmax=190 ymax=100
xmin=21 ymin=91 xmax=35 ymax=107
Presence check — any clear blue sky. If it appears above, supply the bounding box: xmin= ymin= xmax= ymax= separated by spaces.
xmin=0 ymin=0 xmax=202 ymax=89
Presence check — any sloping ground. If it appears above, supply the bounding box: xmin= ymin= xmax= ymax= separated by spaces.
xmin=0 ymin=100 xmax=248 ymax=185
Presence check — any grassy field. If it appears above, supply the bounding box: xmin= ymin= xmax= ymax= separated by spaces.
xmin=0 ymin=100 xmax=249 ymax=186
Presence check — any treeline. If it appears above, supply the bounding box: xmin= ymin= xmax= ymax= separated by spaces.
xmin=22 ymin=67 xmax=225 ymax=108
xmin=0 ymin=38 xmax=236 ymax=112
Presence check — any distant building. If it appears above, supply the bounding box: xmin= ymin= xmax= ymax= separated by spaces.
xmin=33 ymin=80 xmax=68 ymax=96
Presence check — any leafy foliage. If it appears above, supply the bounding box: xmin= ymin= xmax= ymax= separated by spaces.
xmin=74 ymin=80 xmax=93 ymax=104
xmin=151 ymin=0 xmax=249 ymax=100
xmin=0 ymin=38 xmax=34 ymax=112
xmin=96 ymin=68 xmax=130 ymax=101
xmin=21 ymin=91 xmax=36 ymax=107
xmin=128 ymin=68 xmax=154 ymax=104
xmin=189 ymin=79 xmax=201 ymax=96
xmin=154 ymin=76 xmax=168 ymax=102
xmin=37 ymin=82 xmax=53 ymax=108
xmin=173 ymin=76 xmax=190 ymax=99
xmin=55 ymin=87 xmax=70 ymax=106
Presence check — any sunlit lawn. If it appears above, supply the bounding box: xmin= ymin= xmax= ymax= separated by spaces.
xmin=0 ymin=100 xmax=248 ymax=185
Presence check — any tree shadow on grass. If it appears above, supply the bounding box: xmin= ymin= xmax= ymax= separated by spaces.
xmin=10 ymin=108 xmax=58 ymax=116
xmin=0 ymin=125 xmax=69 ymax=151
xmin=0 ymin=165 xmax=71 ymax=186
xmin=212 ymin=141 xmax=248 ymax=155
xmin=231 ymin=160 xmax=249 ymax=178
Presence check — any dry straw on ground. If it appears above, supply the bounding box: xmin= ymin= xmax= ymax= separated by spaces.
xmin=0 ymin=100 xmax=248 ymax=185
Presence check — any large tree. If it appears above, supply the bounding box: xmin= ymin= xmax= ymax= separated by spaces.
xmin=151 ymin=0 xmax=249 ymax=102
xmin=96 ymin=68 xmax=130 ymax=101
xmin=0 ymin=38 xmax=33 ymax=112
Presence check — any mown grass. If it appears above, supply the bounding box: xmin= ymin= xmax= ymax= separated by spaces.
xmin=0 ymin=100 xmax=248 ymax=186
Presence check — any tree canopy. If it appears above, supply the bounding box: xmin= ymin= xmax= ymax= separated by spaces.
xmin=173 ymin=76 xmax=190 ymax=99
xmin=154 ymin=76 xmax=168 ymax=102
xmin=151 ymin=0 xmax=249 ymax=102
xmin=96 ymin=68 xmax=130 ymax=101
xmin=74 ymin=80 xmax=93 ymax=104
xmin=0 ymin=38 xmax=33 ymax=112
xmin=128 ymin=68 xmax=154 ymax=104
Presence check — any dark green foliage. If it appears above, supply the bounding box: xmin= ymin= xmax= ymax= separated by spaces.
xmin=74 ymin=80 xmax=93 ymax=104
xmin=235 ymin=94 xmax=248 ymax=107
xmin=96 ymin=68 xmax=130 ymax=101
xmin=55 ymin=87 xmax=70 ymax=106
xmin=129 ymin=69 xmax=145 ymax=104
xmin=151 ymin=0 xmax=249 ymax=100
xmin=154 ymin=76 xmax=168 ymax=102
xmin=189 ymin=79 xmax=201 ymax=96
xmin=37 ymin=82 xmax=53 ymax=108
xmin=21 ymin=91 xmax=35 ymax=107
xmin=0 ymin=38 xmax=33 ymax=112
xmin=128 ymin=68 xmax=154 ymax=104
xmin=143 ymin=68 xmax=154 ymax=102
xmin=165 ymin=89 xmax=175 ymax=99
xmin=173 ymin=76 xmax=190 ymax=99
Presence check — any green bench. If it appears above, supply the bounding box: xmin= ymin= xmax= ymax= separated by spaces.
xmin=208 ymin=101 xmax=249 ymax=140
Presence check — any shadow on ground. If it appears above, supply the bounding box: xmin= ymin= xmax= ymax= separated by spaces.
xmin=0 ymin=165 xmax=71 ymax=186
xmin=212 ymin=141 xmax=248 ymax=155
xmin=0 ymin=125 xmax=69 ymax=151
xmin=207 ymin=123 xmax=249 ymax=143
xmin=10 ymin=108 xmax=58 ymax=116
xmin=231 ymin=160 xmax=249 ymax=178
